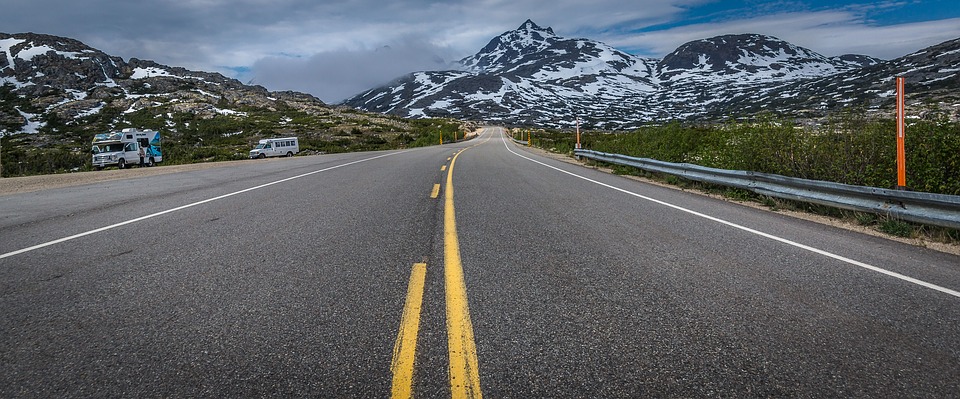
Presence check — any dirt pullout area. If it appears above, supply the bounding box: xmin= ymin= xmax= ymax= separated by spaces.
xmin=0 ymin=159 xmax=256 ymax=196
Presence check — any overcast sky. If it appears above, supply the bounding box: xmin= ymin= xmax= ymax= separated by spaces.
xmin=4 ymin=0 xmax=960 ymax=102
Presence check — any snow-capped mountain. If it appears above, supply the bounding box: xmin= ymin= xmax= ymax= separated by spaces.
xmin=0 ymin=32 xmax=329 ymax=135
xmin=344 ymin=20 xmax=960 ymax=128
xmin=656 ymin=34 xmax=875 ymax=85
xmin=740 ymin=37 xmax=960 ymax=117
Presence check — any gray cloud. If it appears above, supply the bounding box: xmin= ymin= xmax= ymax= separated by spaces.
xmin=3 ymin=0 xmax=959 ymax=102
xmin=249 ymin=39 xmax=462 ymax=103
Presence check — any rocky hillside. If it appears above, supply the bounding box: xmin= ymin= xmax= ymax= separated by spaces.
xmin=0 ymin=32 xmax=394 ymax=134
xmin=0 ymin=32 xmax=470 ymax=176
xmin=344 ymin=20 xmax=957 ymax=128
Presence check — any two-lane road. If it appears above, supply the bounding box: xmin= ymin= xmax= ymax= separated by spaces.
xmin=2 ymin=127 xmax=958 ymax=397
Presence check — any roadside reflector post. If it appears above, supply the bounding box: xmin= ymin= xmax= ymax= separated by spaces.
xmin=896 ymin=76 xmax=907 ymax=190
xmin=528 ymin=130 xmax=532 ymax=147
xmin=575 ymin=117 xmax=582 ymax=150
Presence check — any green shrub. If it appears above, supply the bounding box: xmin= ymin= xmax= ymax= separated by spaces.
xmin=536 ymin=114 xmax=959 ymax=196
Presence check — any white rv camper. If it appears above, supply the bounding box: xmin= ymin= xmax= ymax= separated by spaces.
xmin=92 ymin=128 xmax=163 ymax=169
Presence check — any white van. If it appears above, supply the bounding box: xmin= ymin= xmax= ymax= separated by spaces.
xmin=250 ymin=137 xmax=299 ymax=159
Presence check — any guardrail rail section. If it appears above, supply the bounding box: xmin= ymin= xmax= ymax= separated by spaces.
xmin=573 ymin=149 xmax=960 ymax=230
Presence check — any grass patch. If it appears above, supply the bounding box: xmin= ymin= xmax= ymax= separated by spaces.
xmin=879 ymin=218 xmax=915 ymax=238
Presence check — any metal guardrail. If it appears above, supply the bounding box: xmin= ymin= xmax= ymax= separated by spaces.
xmin=574 ymin=149 xmax=960 ymax=230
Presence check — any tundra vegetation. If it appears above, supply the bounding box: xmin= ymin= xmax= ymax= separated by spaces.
xmin=522 ymin=112 xmax=960 ymax=196
xmin=517 ymin=112 xmax=959 ymax=241
xmin=0 ymin=83 xmax=467 ymax=176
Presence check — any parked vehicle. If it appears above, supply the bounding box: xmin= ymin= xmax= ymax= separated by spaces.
xmin=250 ymin=137 xmax=299 ymax=159
xmin=92 ymin=128 xmax=162 ymax=170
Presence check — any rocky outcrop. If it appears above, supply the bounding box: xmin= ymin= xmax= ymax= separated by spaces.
xmin=0 ymin=32 xmax=337 ymax=135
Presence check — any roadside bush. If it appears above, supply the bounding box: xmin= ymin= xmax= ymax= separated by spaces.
xmin=550 ymin=113 xmax=960 ymax=195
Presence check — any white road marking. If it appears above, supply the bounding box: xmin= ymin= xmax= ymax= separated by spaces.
xmin=0 ymin=152 xmax=403 ymax=260
xmin=497 ymin=129 xmax=960 ymax=299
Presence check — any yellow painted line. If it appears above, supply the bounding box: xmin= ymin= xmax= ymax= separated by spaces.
xmin=444 ymin=149 xmax=483 ymax=399
xmin=430 ymin=184 xmax=441 ymax=199
xmin=391 ymin=262 xmax=428 ymax=399
xmin=441 ymin=165 xmax=448 ymax=172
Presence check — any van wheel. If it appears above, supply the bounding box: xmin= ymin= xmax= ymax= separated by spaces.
xmin=258 ymin=153 xmax=266 ymax=159
xmin=286 ymin=151 xmax=293 ymax=157
xmin=118 ymin=159 xmax=126 ymax=169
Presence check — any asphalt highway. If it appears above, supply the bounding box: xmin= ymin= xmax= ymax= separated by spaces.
xmin=1 ymin=127 xmax=958 ymax=397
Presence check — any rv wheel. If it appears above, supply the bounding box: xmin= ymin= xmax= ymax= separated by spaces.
xmin=286 ymin=152 xmax=293 ymax=157
xmin=258 ymin=153 xmax=266 ymax=159
xmin=118 ymin=159 xmax=126 ymax=169
xmin=147 ymin=157 xmax=155 ymax=167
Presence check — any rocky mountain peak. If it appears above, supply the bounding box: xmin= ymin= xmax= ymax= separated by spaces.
xmin=1 ymin=31 xmax=333 ymax=136
xmin=1 ymin=32 xmax=126 ymax=97
xmin=346 ymin=21 xmax=960 ymax=128
xmin=460 ymin=19 xmax=560 ymax=73
xmin=657 ymin=33 xmax=853 ymax=84
xmin=518 ymin=19 xmax=555 ymax=36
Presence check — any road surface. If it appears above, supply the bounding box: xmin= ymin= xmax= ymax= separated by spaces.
xmin=2 ymin=127 xmax=958 ymax=397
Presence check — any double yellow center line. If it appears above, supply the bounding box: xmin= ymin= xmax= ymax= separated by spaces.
xmin=443 ymin=149 xmax=483 ymax=398
xmin=391 ymin=148 xmax=483 ymax=399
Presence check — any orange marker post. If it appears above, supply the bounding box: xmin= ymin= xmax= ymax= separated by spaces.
xmin=896 ymin=77 xmax=906 ymax=189
xmin=575 ymin=118 xmax=581 ymax=149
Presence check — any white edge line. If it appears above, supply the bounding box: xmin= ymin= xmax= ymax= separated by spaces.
xmin=497 ymin=130 xmax=960 ymax=299
xmin=0 ymin=151 xmax=402 ymax=260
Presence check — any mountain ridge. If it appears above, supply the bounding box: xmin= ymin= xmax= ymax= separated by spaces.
xmin=345 ymin=20 xmax=958 ymax=128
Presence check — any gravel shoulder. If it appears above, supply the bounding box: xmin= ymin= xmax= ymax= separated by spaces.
xmin=0 ymin=159 xmax=256 ymax=196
